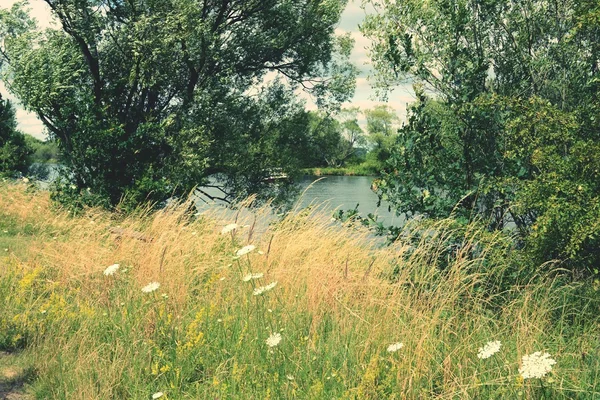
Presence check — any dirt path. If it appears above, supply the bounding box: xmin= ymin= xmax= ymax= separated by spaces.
xmin=0 ymin=352 xmax=32 ymax=400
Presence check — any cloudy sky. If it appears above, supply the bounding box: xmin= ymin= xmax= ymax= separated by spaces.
xmin=0 ymin=0 xmax=415 ymax=140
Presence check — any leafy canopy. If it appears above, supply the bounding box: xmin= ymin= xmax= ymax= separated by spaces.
xmin=0 ymin=0 xmax=355 ymax=207
xmin=362 ymin=0 xmax=600 ymax=274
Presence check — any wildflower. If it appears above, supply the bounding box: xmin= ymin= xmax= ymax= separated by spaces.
xmin=518 ymin=351 xmax=557 ymax=379
xmin=152 ymin=392 xmax=164 ymax=399
xmin=266 ymin=332 xmax=282 ymax=347
xmin=221 ymin=223 xmax=238 ymax=234
xmin=103 ymin=263 xmax=120 ymax=276
xmin=253 ymin=281 xmax=277 ymax=296
xmin=22 ymin=177 xmax=29 ymax=183
xmin=70 ymin=184 xmax=77 ymax=190
xmin=477 ymin=340 xmax=502 ymax=359
xmin=387 ymin=342 xmax=404 ymax=353
xmin=242 ymin=273 xmax=263 ymax=282
xmin=236 ymin=244 xmax=256 ymax=256
xmin=142 ymin=282 xmax=160 ymax=293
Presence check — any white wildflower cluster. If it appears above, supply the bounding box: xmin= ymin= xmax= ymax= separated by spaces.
xmin=221 ymin=223 xmax=238 ymax=235
xmin=253 ymin=281 xmax=277 ymax=296
xmin=236 ymin=245 xmax=256 ymax=256
xmin=518 ymin=351 xmax=557 ymax=379
xmin=142 ymin=282 xmax=160 ymax=293
xmin=477 ymin=340 xmax=502 ymax=359
xmin=242 ymin=273 xmax=264 ymax=282
xmin=266 ymin=332 xmax=282 ymax=347
xmin=387 ymin=342 xmax=404 ymax=353
xmin=103 ymin=263 xmax=120 ymax=276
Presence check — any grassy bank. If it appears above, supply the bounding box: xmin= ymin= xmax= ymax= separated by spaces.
xmin=0 ymin=182 xmax=599 ymax=399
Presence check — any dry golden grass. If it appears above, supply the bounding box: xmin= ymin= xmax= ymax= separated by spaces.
xmin=0 ymin=182 xmax=598 ymax=399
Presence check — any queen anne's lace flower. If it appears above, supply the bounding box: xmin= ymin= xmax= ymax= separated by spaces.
xmin=221 ymin=223 xmax=238 ymax=234
xmin=387 ymin=342 xmax=404 ymax=353
xmin=142 ymin=282 xmax=160 ymax=293
xmin=253 ymin=281 xmax=277 ymax=295
xmin=242 ymin=273 xmax=263 ymax=282
xmin=518 ymin=351 xmax=556 ymax=379
xmin=477 ymin=340 xmax=502 ymax=359
xmin=236 ymin=245 xmax=256 ymax=256
xmin=103 ymin=263 xmax=119 ymax=276
xmin=266 ymin=332 xmax=282 ymax=347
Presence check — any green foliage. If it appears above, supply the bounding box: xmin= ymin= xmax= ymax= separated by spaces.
xmin=0 ymin=0 xmax=355 ymax=208
xmin=0 ymin=94 xmax=31 ymax=177
xmin=362 ymin=0 xmax=600 ymax=276
xmin=300 ymin=108 xmax=367 ymax=169
xmin=364 ymin=105 xmax=399 ymax=166
xmin=24 ymin=135 xmax=59 ymax=164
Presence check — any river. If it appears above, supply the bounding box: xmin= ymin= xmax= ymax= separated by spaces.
xmin=195 ymin=175 xmax=403 ymax=226
xmin=34 ymin=165 xmax=402 ymax=225
xmin=296 ymin=176 xmax=403 ymax=225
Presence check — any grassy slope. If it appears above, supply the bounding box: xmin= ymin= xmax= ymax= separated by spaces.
xmin=0 ymin=182 xmax=599 ymax=399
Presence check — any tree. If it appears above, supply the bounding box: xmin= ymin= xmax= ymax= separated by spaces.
xmin=0 ymin=0 xmax=355 ymax=207
xmin=340 ymin=106 xmax=367 ymax=159
xmin=0 ymin=94 xmax=31 ymax=177
xmin=364 ymin=105 xmax=398 ymax=164
xmin=362 ymin=0 xmax=600 ymax=274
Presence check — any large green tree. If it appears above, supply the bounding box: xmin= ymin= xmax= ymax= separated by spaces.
xmin=0 ymin=0 xmax=355 ymax=207
xmin=362 ymin=0 xmax=600 ymax=274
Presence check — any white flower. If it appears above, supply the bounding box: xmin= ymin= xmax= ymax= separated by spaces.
xmin=152 ymin=392 xmax=164 ymax=399
xmin=518 ymin=351 xmax=557 ymax=379
xmin=22 ymin=177 xmax=29 ymax=183
xmin=266 ymin=332 xmax=282 ymax=347
xmin=387 ymin=342 xmax=404 ymax=353
xmin=142 ymin=282 xmax=160 ymax=293
xmin=236 ymin=245 xmax=256 ymax=256
xmin=253 ymin=281 xmax=277 ymax=296
xmin=242 ymin=272 xmax=263 ymax=282
xmin=70 ymin=184 xmax=77 ymax=190
xmin=477 ymin=340 xmax=502 ymax=359
xmin=103 ymin=263 xmax=120 ymax=276
xmin=221 ymin=223 xmax=238 ymax=234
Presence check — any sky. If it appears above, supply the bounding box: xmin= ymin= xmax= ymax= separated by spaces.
xmin=0 ymin=0 xmax=415 ymax=140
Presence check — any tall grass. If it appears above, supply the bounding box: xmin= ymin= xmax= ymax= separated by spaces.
xmin=0 ymin=182 xmax=598 ymax=399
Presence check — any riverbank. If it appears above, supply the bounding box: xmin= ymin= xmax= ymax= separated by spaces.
xmin=1 ymin=182 xmax=599 ymax=399
xmin=301 ymin=162 xmax=380 ymax=177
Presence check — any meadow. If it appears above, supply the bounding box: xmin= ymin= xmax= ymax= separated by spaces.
xmin=0 ymin=181 xmax=599 ymax=399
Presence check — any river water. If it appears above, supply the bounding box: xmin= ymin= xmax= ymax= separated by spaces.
xmin=35 ymin=165 xmax=402 ymax=225
xmin=195 ymin=175 xmax=403 ymax=226
xmin=295 ymin=176 xmax=403 ymax=225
